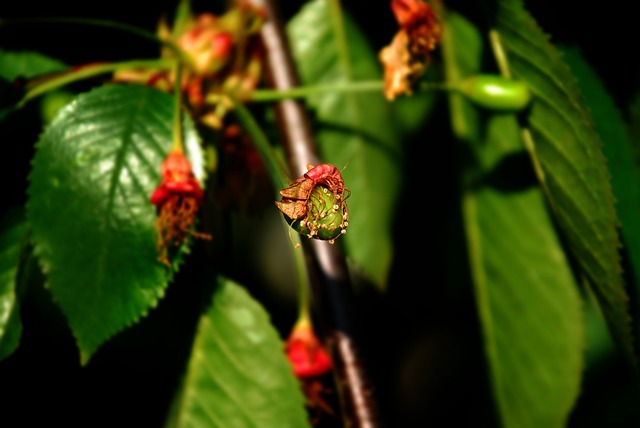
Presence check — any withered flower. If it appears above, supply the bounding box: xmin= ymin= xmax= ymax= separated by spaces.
xmin=275 ymin=164 xmax=349 ymax=243
xmin=150 ymin=149 xmax=210 ymax=266
xmin=379 ymin=0 xmax=442 ymax=100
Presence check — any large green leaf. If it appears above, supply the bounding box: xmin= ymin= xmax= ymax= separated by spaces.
xmin=27 ymin=84 xmax=204 ymax=364
xmin=491 ymin=0 xmax=635 ymax=368
xmin=166 ymin=276 xmax=310 ymax=428
xmin=287 ymin=0 xmax=405 ymax=289
xmin=561 ymin=45 xmax=640 ymax=307
xmin=444 ymin=11 xmax=584 ymax=427
xmin=0 ymin=209 xmax=28 ymax=361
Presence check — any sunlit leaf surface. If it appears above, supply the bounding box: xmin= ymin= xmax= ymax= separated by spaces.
xmin=28 ymin=84 xmax=204 ymax=363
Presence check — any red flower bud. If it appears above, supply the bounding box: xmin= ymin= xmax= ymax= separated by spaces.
xmin=151 ymin=150 xmax=209 ymax=266
xmin=286 ymin=320 xmax=332 ymax=378
xmin=178 ymin=14 xmax=235 ymax=75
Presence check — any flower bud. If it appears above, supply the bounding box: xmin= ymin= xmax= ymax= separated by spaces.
xmin=286 ymin=320 xmax=332 ymax=378
xmin=178 ymin=13 xmax=235 ymax=75
xmin=275 ymin=164 xmax=349 ymax=243
xmin=291 ymin=185 xmax=348 ymax=241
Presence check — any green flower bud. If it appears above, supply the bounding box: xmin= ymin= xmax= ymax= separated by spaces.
xmin=276 ymin=163 xmax=349 ymax=243
xmin=291 ymin=185 xmax=348 ymax=242
xmin=457 ymin=74 xmax=532 ymax=111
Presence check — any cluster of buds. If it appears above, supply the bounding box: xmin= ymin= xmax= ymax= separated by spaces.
xmin=150 ymin=149 xmax=210 ymax=266
xmin=379 ymin=0 xmax=442 ymax=100
xmin=114 ymin=1 xmax=266 ymax=129
xmin=275 ymin=164 xmax=349 ymax=243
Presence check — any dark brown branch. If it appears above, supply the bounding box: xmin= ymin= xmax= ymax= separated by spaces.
xmin=250 ymin=0 xmax=382 ymax=426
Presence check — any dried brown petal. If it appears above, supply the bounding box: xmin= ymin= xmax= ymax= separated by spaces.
xmin=380 ymin=0 xmax=442 ymax=101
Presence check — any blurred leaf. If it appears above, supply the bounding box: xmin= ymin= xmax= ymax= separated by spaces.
xmin=0 ymin=49 xmax=67 ymax=81
xmin=444 ymin=11 xmax=584 ymax=427
xmin=561 ymin=45 xmax=640 ymax=299
xmin=27 ymin=84 xmax=204 ymax=364
xmin=627 ymin=95 xmax=640 ymax=163
xmin=287 ymin=0 xmax=416 ymax=289
xmin=0 ymin=209 xmax=27 ymax=361
xmin=0 ymin=50 xmax=67 ymax=120
xmin=166 ymin=276 xmax=310 ymax=428
xmin=492 ymin=0 xmax=636 ymax=369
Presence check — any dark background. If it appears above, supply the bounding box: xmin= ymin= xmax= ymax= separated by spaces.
xmin=1 ymin=1 xmax=638 ymax=427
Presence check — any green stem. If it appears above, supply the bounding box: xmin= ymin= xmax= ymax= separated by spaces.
xmin=172 ymin=62 xmax=184 ymax=153
xmin=231 ymin=98 xmax=312 ymax=324
xmin=251 ymin=79 xmax=446 ymax=101
xmin=489 ymin=30 xmax=511 ymax=78
xmin=286 ymin=220 xmax=312 ymax=323
xmin=250 ymin=79 xmax=448 ymax=102
xmin=18 ymin=58 xmax=176 ymax=108
xmin=250 ymin=80 xmax=383 ymax=102
xmin=231 ymin=99 xmax=290 ymax=190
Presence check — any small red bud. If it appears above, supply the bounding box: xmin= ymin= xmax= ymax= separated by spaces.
xmin=286 ymin=321 xmax=332 ymax=378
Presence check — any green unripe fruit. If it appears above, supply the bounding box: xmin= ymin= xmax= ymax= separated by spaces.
xmin=40 ymin=90 xmax=76 ymax=123
xmin=292 ymin=185 xmax=348 ymax=242
xmin=457 ymin=74 xmax=532 ymax=111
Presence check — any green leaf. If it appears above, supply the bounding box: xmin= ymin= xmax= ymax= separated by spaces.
xmin=444 ymin=11 xmax=584 ymax=428
xmin=561 ymin=45 xmax=640 ymax=301
xmin=0 ymin=209 xmax=28 ymax=361
xmin=166 ymin=276 xmax=310 ymax=428
xmin=287 ymin=0 xmax=405 ymax=289
xmin=492 ymin=0 xmax=636 ymax=368
xmin=465 ymin=181 xmax=584 ymax=428
xmin=0 ymin=49 xmax=67 ymax=81
xmin=27 ymin=84 xmax=204 ymax=364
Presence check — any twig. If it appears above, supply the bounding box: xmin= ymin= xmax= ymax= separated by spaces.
xmin=249 ymin=0 xmax=382 ymax=426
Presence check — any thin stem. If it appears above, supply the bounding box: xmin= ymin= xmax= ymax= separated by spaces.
xmin=250 ymin=80 xmax=384 ymax=102
xmin=250 ymin=79 xmax=449 ymax=102
xmin=287 ymin=219 xmax=312 ymax=323
xmin=18 ymin=58 xmax=176 ymax=108
xmin=231 ymin=99 xmax=313 ymax=324
xmin=489 ymin=30 xmax=511 ymax=78
xmin=172 ymin=62 xmax=184 ymax=153
xmin=0 ymin=17 xmax=183 ymax=58
xmin=251 ymin=0 xmax=382 ymax=426
xmin=231 ymin=99 xmax=290 ymax=190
